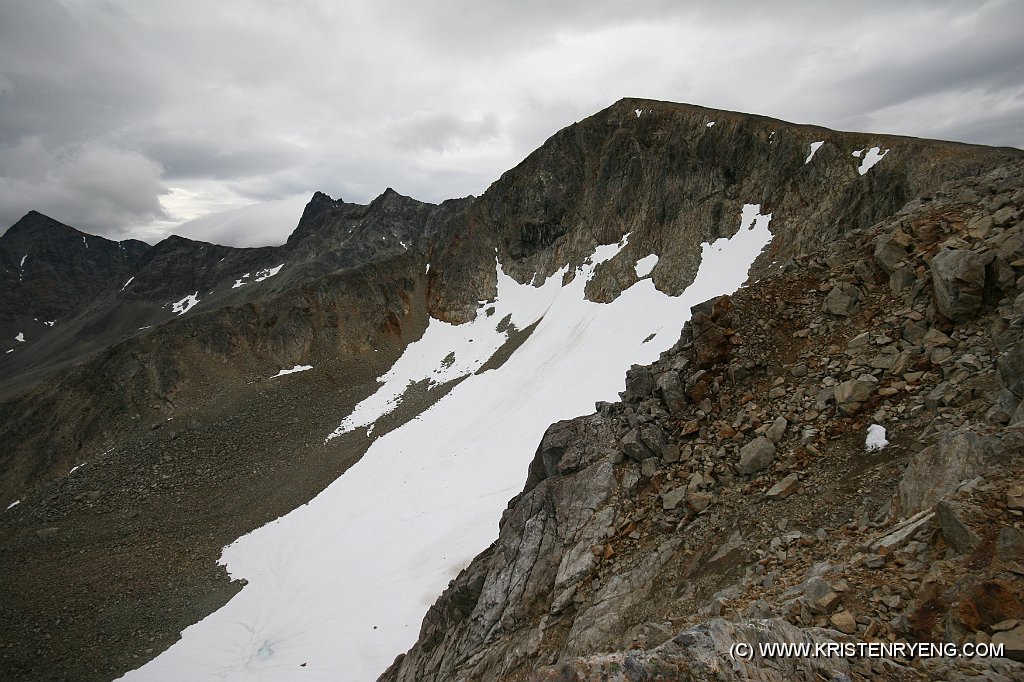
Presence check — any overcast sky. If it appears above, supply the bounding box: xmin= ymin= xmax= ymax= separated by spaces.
xmin=1 ymin=0 xmax=1022 ymax=247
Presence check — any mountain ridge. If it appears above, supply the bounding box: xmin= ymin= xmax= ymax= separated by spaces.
xmin=1 ymin=99 xmax=1023 ymax=681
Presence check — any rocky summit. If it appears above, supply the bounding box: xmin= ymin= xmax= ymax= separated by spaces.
xmin=2 ymin=98 xmax=1024 ymax=682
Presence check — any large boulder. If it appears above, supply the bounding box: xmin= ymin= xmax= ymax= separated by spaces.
xmin=931 ymin=248 xmax=986 ymax=321
xmin=737 ymin=437 xmax=776 ymax=475
xmin=894 ymin=430 xmax=995 ymax=516
xmin=822 ymin=282 xmax=860 ymax=317
xmin=834 ymin=376 xmax=878 ymax=416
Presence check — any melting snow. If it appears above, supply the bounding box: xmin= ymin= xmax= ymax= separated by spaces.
xmin=122 ymin=277 xmax=134 ymax=291
xmin=271 ymin=365 xmax=313 ymax=379
xmin=865 ymin=424 xmax=889 ymax=452
xmin=255 ymin=265 xmax=284 ymax=282
xmin=83 ymin=236 xmax=88 ymax=248
xmin=171 ymin=293 xmax=200 ymax=315
xmin=44 ymin=321 xmax=55 ymax=327
xmin=5 ymin=500 xmax=19 ymax=511
xmin=5 ymin=349 xmax=12 ymax=354
xmin=69 ymin=464 xmax=84 ymax=475
xmin=14 ymin=332 xmax=24 ymax=343
xmin=634 ymin=254 xmax=659 ymax=278
xmin=232 ymin=273 xmax=251 ymax=288
xmin=805 ymin=141 xmax=824 ymax=164
xmin=20 ymin=255 xmax=27 ymax=268
xmin=706 ymin=121 xmax=715 ymax=127
xmin=856 ymin=147 xmax=889 ymax=175
xmin=635 ymin=108 xmax=642 ymax=117
xmin=123 ymin=207 xmax=773 ymax=682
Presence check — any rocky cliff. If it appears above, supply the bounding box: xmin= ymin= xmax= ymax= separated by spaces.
xmin=383 ymin=158 xmax=1024 ymax=680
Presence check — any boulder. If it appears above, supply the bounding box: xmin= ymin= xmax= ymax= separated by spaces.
xmin=737 ymin=437 xmax=776 ymax=475
xmin=834 ymin=376 xmax=878 ymax=416
xmin=621 ymin=428 xmax=655 ymax=461
xmin=998 ymin=344 xmax=1024 ymax=399
xmin=936 ymin=501 xmax=980 ymax=554
xmin=894 ymin=430 xmax=995 ymax=516
xmin=931 ymin=248 xmax=985 ymax=321
xmin=874 ymin=232 xmax=911 ymax=274
xmin=822 ymin=282 xmax=860 ymax=316
xmin=656 ymin=371 xmax=687 ymax=416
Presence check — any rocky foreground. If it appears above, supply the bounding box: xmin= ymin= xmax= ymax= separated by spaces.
xmin=383 ymin=162 xmax=1024 ymax=680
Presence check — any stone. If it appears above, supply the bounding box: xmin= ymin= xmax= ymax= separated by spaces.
xmin=656 ymin=371 xmax=687 ymax=416
xmin=624 ymin=364 xmax=656 ymax=403
xmin=639 ymin=424 xmax=668 ymax=458
xmin=993 ymin=206 xmax=1017 ymax=227
xmin=997 ymin=527 xmax=1024 ymax=561
xmin=766 ymin=473 xmax=800 ymax=499
xmin=894 ymin=430 xmax=994 ymax=516
xmin=931 ymin=248 xmax=985 ymax=321
xmin=834 ymin=376 xmax=878 ymax=416
xmin=936 ymin=500 xmax=980 ymax=554
xmin=874 ymin=233 xmax=910 ymax=274
xmin=621 ymin=428 xmax=655 ymax=461
xmin=687 ymin=492 xmax=713 ymax=512
xmin=889 ymin=267 xmax=916 ymax=294
xmin=737 ymin=437 xmax=776 ymax=475
xmin=991 ymin=624 xmax=1024 ymax=662
xmin=1007 ymin=485 xmax=1024 ymax=511
xmin=815 ymin=592 xmax=842 ymax=615
xmin=661 ymin=487 xmax=687 ymax=511
xmin=830 ymin=611 xmax=858 ymax=634
xmin=765 ymin=416 xmax=788 ymax=444
xmin=998 ymin=345 xmax=1024 ymax=399
xmin=822 ymin=282 xmax=860 ymax=316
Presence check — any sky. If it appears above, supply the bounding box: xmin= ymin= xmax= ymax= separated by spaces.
xmin=1 ymin=0 xmax=1022 ymax=247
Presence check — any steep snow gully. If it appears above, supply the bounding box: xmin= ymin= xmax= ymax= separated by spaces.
xmin=120 ymin=206 xmax=773 ymax=681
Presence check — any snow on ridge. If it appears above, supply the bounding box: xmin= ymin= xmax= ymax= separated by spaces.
xmin=170 ymin=293 xmax=200 ymax=316
xmin=856 ymin=147 xmax=889 ymax=175
xmin=271 ymin=365 xmax=313 ymax=378
xmin=123 ymin=210 xmax=773 ymax=682
xmin=255 ymin=264 xmax=284 ymax=282
xmin=635 ymin=254 xmax=659 ymax=278
xmin=805 ymin=141 xmax=824 ymax=164
xmin=234 ymin=264 xmax=285 ymax=288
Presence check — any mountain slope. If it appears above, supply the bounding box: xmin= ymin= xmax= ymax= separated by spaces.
xmin=0 ymin=99 xmax=1022 ymax=682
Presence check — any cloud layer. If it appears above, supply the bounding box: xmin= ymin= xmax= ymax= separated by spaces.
xmin=1 ymin=0 xmax=1022 ymax=246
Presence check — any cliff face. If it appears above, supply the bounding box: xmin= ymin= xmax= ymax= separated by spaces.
xmin=426 ymin=98 xmax=1021 ymax=322
xmin=382 ymin=127 xmax=1024 ymax=679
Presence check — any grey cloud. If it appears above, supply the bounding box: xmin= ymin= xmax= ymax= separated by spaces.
xmin=390 ymin=112 xmax=501 ymax=153
xmin=0 ymin=0 xmax=1022 ymax=245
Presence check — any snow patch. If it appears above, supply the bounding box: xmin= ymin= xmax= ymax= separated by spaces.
xmin=14 ymin=332 xmax=24 ymax=343
xmin=706 ymin=121 xmax=715 ymax=127
xmin=44 ymin=321 xmax=55 ymax=327
xmin=83 ymin=236 xmax=88 ymax=248
xmin=69 ymin=464 xmax=84 ymax=475
xmin=635 ymin=108 xmax=642 ymax=117
xmin=170 ymin=293 xmax=200 ymax=315
xmin=121 ymin=277 xmax=134 ymax=291
xmin=20 ymin=255 xmax=27 ymax=268
xmin=805 ymin=141 xmax=824 ymax=164
xmin=865 ymin=424 xmax=889 ymax=452
xmin=271 ymin=365 xmax=313 ymax=379
xmin=634 ymin=254 xmax=659 ymax=278
xmin=856 ymin=147 xmax=889 ymax=175
xmin=232 ymin=273 xmax=251 ymax=288
xmin=5 ymin=500 xmax=19 ymax=511
xmin=124 ymin=208 xmax=773 ymax=682
xmin=255 ymin=264 xmax=284 ymax=282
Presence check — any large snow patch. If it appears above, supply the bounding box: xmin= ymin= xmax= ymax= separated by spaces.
xmin=121 ymin=206 xmax=773 ymax=682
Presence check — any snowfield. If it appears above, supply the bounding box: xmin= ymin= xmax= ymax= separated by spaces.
xmin=120 ymin=206 xmax=773 ymax=682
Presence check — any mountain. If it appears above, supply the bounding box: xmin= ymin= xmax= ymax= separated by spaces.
xmin=1 ymin=98 xmax=1023 ymax=681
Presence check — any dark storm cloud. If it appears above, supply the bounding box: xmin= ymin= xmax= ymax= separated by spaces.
xmin=0 ymin=0 xmax=1022 ymax=246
